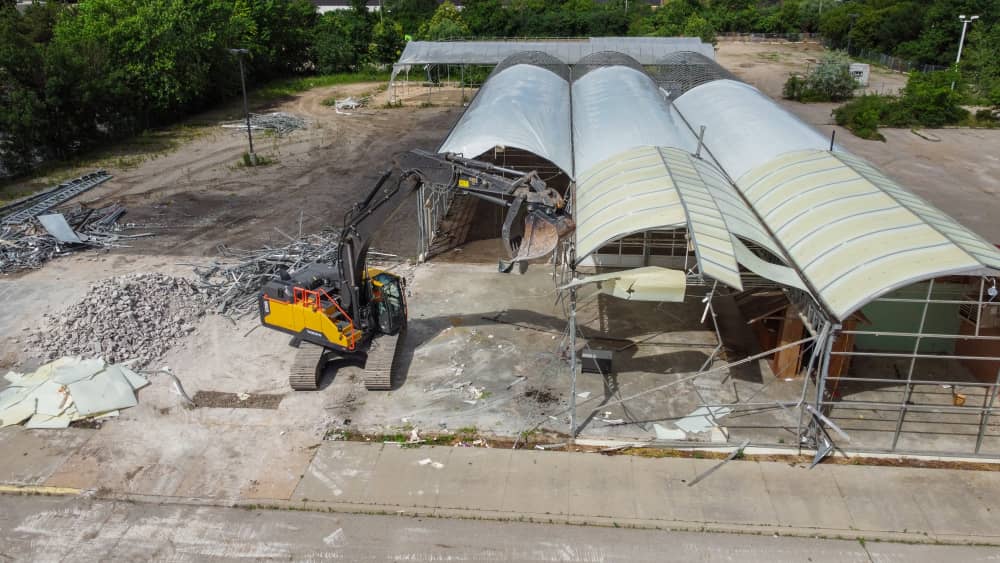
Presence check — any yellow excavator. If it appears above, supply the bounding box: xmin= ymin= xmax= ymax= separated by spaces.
xmin=258 ymin=150 xmax=573 ymax=390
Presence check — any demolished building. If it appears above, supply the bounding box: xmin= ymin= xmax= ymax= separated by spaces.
xmin=403 ymin=40 xmax=1000 ymax=459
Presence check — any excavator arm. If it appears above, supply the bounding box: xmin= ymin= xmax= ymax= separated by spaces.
xmin=260 ymin=150 xmax=574 ymax=357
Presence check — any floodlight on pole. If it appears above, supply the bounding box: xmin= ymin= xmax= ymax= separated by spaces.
xmin=227 ymin=48 xmax=256 ymax=165
xmin=952 ymin=15 xmax=979 ymax=91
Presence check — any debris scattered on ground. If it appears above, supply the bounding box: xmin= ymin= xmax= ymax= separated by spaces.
xmin=0 ymin=170 xmax=112 ymax=226
xmin=653 ymin=423 xmax=687 ymax=441
xmin=191 ymin=229 xmax=342 ymax=318
xmin=675 ymin=406 xmax=732 ymax=434
xmin=192 ymin=390 xmax=284 ymax=409
xmin=28 ymin=273 xmax=207 ymax=368
xmin=0 ymin=356 xmax=148 ymax=429
xmin=221 ymin=112 xmax=306 ymax=135
xmin=417 ymin=458 xmax=444 ymax=469
xmin=1 ymin=203 xmax=150 ymax=274
xmin=333 ymin=96 xmax=369 ymax=115
xmin=524 ymin=388 xmax=557 ymax=404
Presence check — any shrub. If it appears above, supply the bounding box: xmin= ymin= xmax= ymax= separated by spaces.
xmin=783 ymin=51 xmax=857 ymax=102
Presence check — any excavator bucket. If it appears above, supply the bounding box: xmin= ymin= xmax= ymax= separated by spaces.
xmin=502 ymin=211 xmax=575 ymax=269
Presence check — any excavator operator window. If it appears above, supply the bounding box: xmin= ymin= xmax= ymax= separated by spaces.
xmin=373 ymin=273 xmax=405 ymax=335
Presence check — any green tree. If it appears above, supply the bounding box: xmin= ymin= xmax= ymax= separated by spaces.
xmin=419 ymin=1 xmax=469 ymax=40
xmin=0 ymin=6 xmax=47 ymax=172
xmin=682 ymin=13 xmax=716 ymax=45
xmin=963 ymin=22 xmax=1000 ymax=105
xmin=370 ymin=20 xmax=405 ymax=64
xmin=461 ymin=0 xmax=511 ymax=37
xmin=805 ymin=50 xmax=856 ymax=101
xmin=384 ymin=0 xmax=438 ymax=36
xmin=313 ymin=12 xmax=358 ymax=72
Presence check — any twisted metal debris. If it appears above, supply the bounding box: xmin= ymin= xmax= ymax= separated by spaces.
xmin=192 ymin=229 xmax=341 ymax=318
xmin=221 ymin=112 xmax=306 ymax=135
xmin=0 ymin=204 xmax=150 ymax=275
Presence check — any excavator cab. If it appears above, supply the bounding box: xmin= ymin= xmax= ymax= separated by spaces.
xmin=369 ymin=272 xmax=406 ymax=336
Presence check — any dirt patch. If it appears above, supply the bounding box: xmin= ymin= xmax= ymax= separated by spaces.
xmin=523 ymin=388 xmax=558 ymax=404
xmin=193 ymin=390 xmax=284 ymax=409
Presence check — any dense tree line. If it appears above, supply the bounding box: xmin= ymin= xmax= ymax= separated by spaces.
xmin=2 ymin=0 xmax=998 ymax=174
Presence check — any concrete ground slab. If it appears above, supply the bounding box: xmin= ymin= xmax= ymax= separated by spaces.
xmin=501 ymin=449 xmax=572 ymax=517
xmin=292 ymin=442 xmax=382 ymax=504
xmin=366 ymin=445 xmax=451 ymax=508
xmin=832 ymin=465 xmax=934 ymax=533
xmin=437 ymin=446 xmax=511 ymax=511
xmin=0 ymin=427 xmax=93 ymax=486
xmin=630 ymin=455 xmax=699 ymax=522
xmin=688 ymin=458 xmax=780 ymax=526
xmin=568 ymin=452 xmax=637 ymax=519
xmin=759 ymin=462 xmax=855 ymax=531
xmin=906 ymin=469 xmax=1000 ymax=537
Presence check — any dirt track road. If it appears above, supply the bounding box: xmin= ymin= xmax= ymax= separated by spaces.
xmin=79 ymin=83 xmax=461 ymax=258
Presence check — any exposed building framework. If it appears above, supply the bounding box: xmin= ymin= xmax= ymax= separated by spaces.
xmin=403 ymin=42 xmax=1000 ymax=458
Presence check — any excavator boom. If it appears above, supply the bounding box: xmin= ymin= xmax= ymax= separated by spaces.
xmin=258 ymin=150 xmax=574 ymax=391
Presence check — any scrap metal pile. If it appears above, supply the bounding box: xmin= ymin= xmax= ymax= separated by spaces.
xmin=192 ymin=230 xmax=341 ymax=318
xmin=0 ymin=171 xmax=149 ymax=274
xmin=0 ymin=204 xmax=149 ymax=274
xmin=221 ymin=112 xmax=306 ymax=135
xmin=27 ymin=273 xmax=208 ymax=368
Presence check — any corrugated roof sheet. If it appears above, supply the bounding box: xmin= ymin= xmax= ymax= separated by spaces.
xmin=736 ymin=149 xmax=1000 ymax=319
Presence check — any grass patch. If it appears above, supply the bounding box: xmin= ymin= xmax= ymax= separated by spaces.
xmin=0 ymin=123 xmax=208 ymax=204
xmin=254 ymin=71 xmax=390 ymax=102
xmin=235 ymin=152 xmax=278 ymax=168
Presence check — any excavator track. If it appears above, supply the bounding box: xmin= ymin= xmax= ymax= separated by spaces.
xmin=289 ymin=342 xmax=326 ymax=391
xmin=363 ymin=331 xmax=402 ymax=390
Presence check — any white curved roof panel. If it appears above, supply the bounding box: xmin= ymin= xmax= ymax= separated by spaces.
xmin=572 ymin=66 xmax=697 ymax=176
xmin=736 ymin=149 xmax=1000 ymax=319
xmin=576 ymin=146 xmax=801 ymax=291
xmin=438 ymin=64 xmax=573 ymax=176
xmin=674 ymin=79 xmax=835 ymax=180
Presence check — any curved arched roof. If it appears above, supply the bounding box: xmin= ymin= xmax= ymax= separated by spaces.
xmin=572 ymin=65 xmax=697 ymax=177
xmin=433 ymin=49 xmax=1000 ymax=318
xmin=438 ymin=61 xmax=573 ymax=176
xmin=674 ymin=79 xmax=836 ymax=180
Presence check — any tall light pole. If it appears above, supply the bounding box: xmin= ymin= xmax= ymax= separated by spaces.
xmin=952 ymin=15 xmax=979 ymax=91
xmin=228 ymin=48 xmax=256 ymax=165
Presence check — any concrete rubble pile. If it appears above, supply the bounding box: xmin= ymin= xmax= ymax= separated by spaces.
xmin=0 ymin=357 xmax=149 ymax=429
xmin=193 ymin=230 xmax=341 ymax=318
xmin=27 ymin=273 xmax=207 ymax=368
xmin=0 ymin=203 xmax=150 ymax=274
xmin=221 ymin=112 xmax=306 ymax=135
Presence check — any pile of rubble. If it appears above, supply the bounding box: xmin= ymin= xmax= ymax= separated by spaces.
xmin=193 ymin=230 xmax=341 ymax=318
xmin=221 ymin=112 xmax=306 ymax=135
xmin=27 ymin=273 xmax=208 ymax=368
xmin=0 ymin=203 xmax=150 ymax=274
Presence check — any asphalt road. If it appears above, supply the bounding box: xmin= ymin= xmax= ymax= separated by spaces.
xmin=0 ymin=495 xmax=997 ymax=562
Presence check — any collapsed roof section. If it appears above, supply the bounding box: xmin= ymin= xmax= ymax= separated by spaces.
xmin=434 ymin=50 xmax=1000 ymax=320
